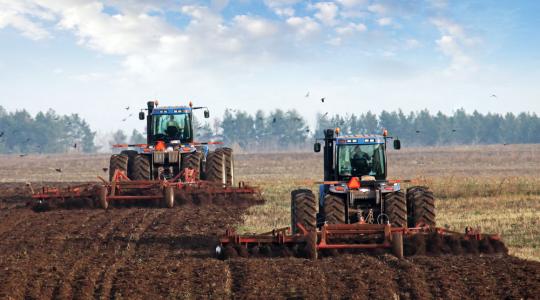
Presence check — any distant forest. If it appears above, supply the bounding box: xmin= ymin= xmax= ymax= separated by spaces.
xmin=1 ymin=105 xmax=539 ymax=154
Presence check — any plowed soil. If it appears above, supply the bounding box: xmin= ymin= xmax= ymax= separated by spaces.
xmin=1 ymin=183 xmax=540 ymax=299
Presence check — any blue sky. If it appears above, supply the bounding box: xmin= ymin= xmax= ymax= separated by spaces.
xmin=0 ymin=0 xmax=539 ymax=133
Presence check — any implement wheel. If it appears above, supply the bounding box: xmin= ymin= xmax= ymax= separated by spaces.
xmin=384 ymin=191 xmax=407 ymax=228
xmin=97 ymin=185 xmax=108 ymax=209
xmin=291 ymin=189 xmax=317 ymax=234
xmin=391 ymin=232 xmax=404 ymax=259
xmin=163 ymin=186 xmax=175 ymax=208
xmin=304 ymin=230 xmax=318 ymax=259
xmin=324 ymin=194 xmax=346 ymax=224
xmin=407 ymin=186 xmax=436 ymax=227
xmin=109 ymin=154 xmax=128 ymax=181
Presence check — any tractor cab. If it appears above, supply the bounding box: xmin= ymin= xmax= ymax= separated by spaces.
xmin=335 ymin=136 xmax=387 ymax=181
xmin=150 ymin=106 xmax=193 ymax=144
xmin=140 ymin=101 xmax=210 ymax=146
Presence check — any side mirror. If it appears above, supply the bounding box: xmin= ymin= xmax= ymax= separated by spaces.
xmin=139 ymin=111 xmax=145 ymax=120
xmin=393 ymin=139 xmax=401 ymax=150
xmin=314 ymin=142 xmax=321 ymax=153
xmin=204 ymin=110 xmax=210 ymax=118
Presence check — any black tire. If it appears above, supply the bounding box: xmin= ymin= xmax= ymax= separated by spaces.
xmin=109 ymin=154 xmax=128 ymax=181
xmin=407 ymin=186 xmax=436 ymax=227
xmin=384 ymin=191 xmax=407 ymax=228
xmin=324 ymin=194 xmax=346 ymax=224
xmin=132 ymin=154 xmax=152 ymax=180
xmin=215 ymin=148 xmax=234 ymax=186
xmin=181 ymin=152 xmax=202 ymax=181
xmin=291 ymin=189 xmax=317 ymax=234
xmin=204 ymin=151 xmax=226 ymax=184
xmin=120 ymin=150 xmax=137 ymax=179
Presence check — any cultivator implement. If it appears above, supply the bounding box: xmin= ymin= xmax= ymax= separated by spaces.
xmin=29 ymin=170 xmax=263 ymax=211
xmin=216 ymin=222 xmax=507 ymax=259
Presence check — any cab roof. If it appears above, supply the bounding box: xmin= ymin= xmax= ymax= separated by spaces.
xmin=151 ymin=106 xmax=192 ymax=115
xmin=336 ymin=134 xmax=385 ymax=145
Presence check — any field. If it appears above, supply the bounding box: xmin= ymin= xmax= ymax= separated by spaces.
xmin=0 ymin=144 xmax=539 ymax=299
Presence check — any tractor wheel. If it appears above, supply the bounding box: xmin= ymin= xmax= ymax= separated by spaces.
xmin=384 ymin=191 xmax=407 ymax=228
xmin=109 ymin=154 xmax=128 ymax=181
xmin=291 ymin=189 xmax=317 ymax=234
xmin=204 ymin=151 xmax=226 ymax=184
xmin=120 ymin=150 xmax=137 ymax=179
xmin=163 ymin=186 xmax=175 ymax=208
xmin=407 ymin=186 xmax=436 ymax=227
xmin=181 ymin=152 xmax=202 ymax=181
xmin=132 ymin=154 xmax=152 ymax=181
xmin=324 ymin=194 xmax=346 ymax=224
xmin=215 ymin=148 xmax=234 ymax=186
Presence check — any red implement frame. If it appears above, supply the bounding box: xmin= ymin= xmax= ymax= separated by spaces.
xmin=218 ymin=222 xmax=501 ymax=259
xmin=30 ymin=169 xmax=261 ymax=210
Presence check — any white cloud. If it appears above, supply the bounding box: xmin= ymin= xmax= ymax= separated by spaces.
xmin=377 ymin=17 xmax=392 ymax=26
xmin=336 ymin=0 xmax=367 ymax=8
xmin=367 ymin=3 xmax=387 ymax=15
xmin=311 ymin=2 xmax=339 ymax=26
xmin=0 ymin=1 xmax=53 ymax=40
xmin=286 ymin=16 xmax=320 ymax=37
xmin=336 ymin=22 xmax=367 ymax=35
xmin=264 ymin=0 xmax=299 ymax=17
xmin=431 ymin=18 xmax=479 ymax=74
xmin=233 ymin=15 xmax=278 ymax=38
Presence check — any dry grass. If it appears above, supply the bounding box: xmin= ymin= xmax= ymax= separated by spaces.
xmin=0 ymin=144 xmax=539 ymax=261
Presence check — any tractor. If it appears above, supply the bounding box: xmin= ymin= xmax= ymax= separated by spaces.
xmin=291 ymin=128 xmax=436 ymax=234
xmin=109 ymin=101 xmax=234 ymax=186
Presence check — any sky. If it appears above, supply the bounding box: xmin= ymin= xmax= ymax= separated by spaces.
xmin=0 ymin=0 xmax=539 ymax=133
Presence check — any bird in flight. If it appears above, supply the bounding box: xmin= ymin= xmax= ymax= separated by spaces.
xmin=19 ymin=154 xmax=27 ymax=157
xmin=305 ymin=92 xmax=310 ymax=98
xmin=125 ymin=106 xmax=130 ymax=110
xmin=0 ymin=131 xmax=3 ymax=137
xmin=102 ymin=167 xmax=108 ymax=172
xmin=491 ymin=94 xmax=497 ymax=98
xmin=272 ymin=117 xmax=277 ymax=123
xmin=321 ymin=97 xmax=325 ymax=103
xmin=73 ymin=143 xmax=77 ymax=149
xmin=415 ymin=130 xmax=421 ymax=134
xmin=122 ymin=118 xmax=127 ymax=122
xmin=452 ymin=129 xmax=457 ymax=132
xmin=55 ymin=168 xmax=62 ymax=173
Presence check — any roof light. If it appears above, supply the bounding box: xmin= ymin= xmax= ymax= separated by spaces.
xmin=189 ymin=101 xmax=193 ymax=108
xmin=335 ymin=127 xmax=340 ymax=135
xmin=383 ymin=129 xmax=388 ymax=137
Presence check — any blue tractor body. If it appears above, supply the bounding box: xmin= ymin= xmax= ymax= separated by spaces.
xmin=109 ymin=101 xmax=233 ymax=185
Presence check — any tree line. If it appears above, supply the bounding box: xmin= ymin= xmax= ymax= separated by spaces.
xmin=1 ymin=106 xmax=539 ymax=154
xmin=0 ymin=106 xmax=96 ymax=154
